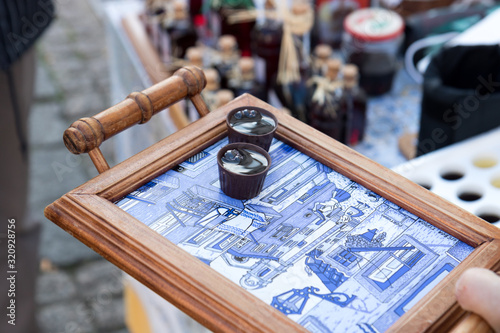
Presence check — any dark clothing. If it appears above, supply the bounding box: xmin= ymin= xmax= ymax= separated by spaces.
xmin=1 ymin=1 xmax=54 ymax=332
xmin=0 ymin=0 xmax=55 ymax=70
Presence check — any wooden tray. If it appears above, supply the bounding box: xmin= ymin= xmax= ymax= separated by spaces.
xmin=45 ymin=67 xmax=500 ymax=333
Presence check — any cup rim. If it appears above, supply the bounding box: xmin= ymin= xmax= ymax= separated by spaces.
xmin=217 ymin=142 xmax=272 ymax=177
xmin=226 ymin=106 xmax=278 ymax=138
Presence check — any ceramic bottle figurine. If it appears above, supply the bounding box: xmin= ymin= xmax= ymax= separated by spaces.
xmin=165 ymin=1 xmax=198 ymax=59
xmin=311 ymin=44 xmax=334 ymax=76
xmin=308 ymin=58 xmax=345 ymax=142
xmin=228 ymin=57 xmax=267 ymax=101
xmin=214 ymin=35 xmax=241 ymax=90
xmin=251 ymin=0 xmax=282 ymax=94
xmin=340 ymin=64 xmax=367 ymax=146
xmin=208 ymin=0 xmax=256 ymax=56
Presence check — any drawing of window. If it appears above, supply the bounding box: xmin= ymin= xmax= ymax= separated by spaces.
xmin=265 ymin=245 xmax=278 ymax=254
xmin=234 ymin=237 xmax=250 ymax=249
xmin=272 ymin=225 xmax=296 ymax=241
xmin=253 ymin=243 xmax=268 ymax=253
xmin=184 ymin=151 xmax=209 ymax=164
xmin=367 ymin=244 xmax=424 ymax=291
xmin=333 ymin=249 xmax=358 ymax=267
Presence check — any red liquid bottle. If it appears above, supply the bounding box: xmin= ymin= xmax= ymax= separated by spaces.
xmin=251 ymin=0 xmax=282 ymax=96
xmin=209 ymin=0 xmax=256 ymax=56
xmin=308 ymin=58 xmax=345 ymax=142
xmin=228 ymin=57 xmax=267 ymax=102
xmin=214 ymin=35 xmax=240 ymax=90
xmin=340 ymin=64 xmax=367 ymax=146
xmin=166 ymin=2 xmax=198 ymax=59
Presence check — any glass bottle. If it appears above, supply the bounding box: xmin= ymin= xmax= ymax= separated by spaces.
xmin=340 ymin=64 xmax=367 ymax=146
xmin=208 ymin=0 xmax=256 ymax=56
xmin=145 ymin=0 xmax=170 ymax=61
xmin=228 ymin=57 xmax=267 ymax=101
xmin=308 ymin=58 xmax=345 ymax=142
xmin=214 ymin=35 xmax=240 ymax=90
xmin=311 ymin=44 xmax=334 ymax=76
xmin=251 ymin=0 xmax=282 ymax=94
xmin=317 ymin=0 xmax=361 ymax=49
xmin=273 ymin=2 xmax=313 ymax=123
xmin=185 ymin=46 xmax=204 ymax=68
xmin=165 ymin=1 xmax=198 ymax=59
xmin=214 ymin=89 xmax=235 ymax=109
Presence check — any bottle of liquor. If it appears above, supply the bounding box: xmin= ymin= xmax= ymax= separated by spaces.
xmin=208 ymin=0 xmax=256 ymax=56
xmin=214 ymin=35 xmax=240 ymax=90
xmin=165 ymin=1 xmax=198 ymax=59
xmin=251 ymin=0 xmax=282 ymax=95
xmin=228 ymin=57 xmax=267 ymax=101
xmin=311 ymin=44 xmax=334 ymax=76
xmin=144 ymin=0 xmax=170 ymax=61
xmin=214 ymin=89 xmax=235 ymax=109
xmin=340 ymin=64 xmax=367 ymax=146
xmin=185 ymin=46 xmax=204 ymax=68
xmin=272 ymin=2 xmax=313 ymax=123
xmin=308 ymin=58 xmax=345 ymax=142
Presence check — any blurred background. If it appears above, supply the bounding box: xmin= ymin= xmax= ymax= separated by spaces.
xmin=2 ymin=0 xmax=499 ymax=332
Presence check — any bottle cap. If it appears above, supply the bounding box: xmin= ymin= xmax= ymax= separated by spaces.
xmin=343 ymin=64 xmax=358 ymax=79
xmin=215 ymin=90 xmax=234 ymax=108
xmin=173 ymin=1 xmax=188 ymax=20
xmin=204 ymin=68 xmax=220 ymax=91
xmin=186 ymin=47 xmax=203 ymax=68
xmin=218 ymin=35 xmax=237 ymax=53
xmin=291 ymin=3 xmax=309 ymax=15
xmin=326 ymin=58 xmax=342 ymax=80
xmin=239 ymin=57 xmax=255 ymax=73
xmin=314 ymin=44 xmax=333 ymax=60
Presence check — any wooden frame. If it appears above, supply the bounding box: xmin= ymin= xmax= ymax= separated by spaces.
xmin=46 ymin=68 xmax=500 ymax=333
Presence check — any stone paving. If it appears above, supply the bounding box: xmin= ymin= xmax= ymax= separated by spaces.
xmin=30 ymin=0 xmax=128 ymax=332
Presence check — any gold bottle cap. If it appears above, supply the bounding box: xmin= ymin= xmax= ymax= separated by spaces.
xmin=343 ymin=64 xmax=359 ymax=88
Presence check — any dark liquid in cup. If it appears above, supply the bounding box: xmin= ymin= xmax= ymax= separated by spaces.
xmin=229 ymin=109 xmax=276 ymax=136
xmin=221 ymin=148 xmax=268 ymax=175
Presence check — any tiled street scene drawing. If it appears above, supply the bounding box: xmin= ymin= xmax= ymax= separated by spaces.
xmin=116 ymin=138 xmax=474 ymax=332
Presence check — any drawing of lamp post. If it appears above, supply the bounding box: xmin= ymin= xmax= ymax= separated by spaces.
xmin=271 ymin=286 xmax=356 ymax=315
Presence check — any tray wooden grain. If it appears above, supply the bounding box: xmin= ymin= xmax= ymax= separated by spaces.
xmin=46 ymin=67 xmax=500 ymax=333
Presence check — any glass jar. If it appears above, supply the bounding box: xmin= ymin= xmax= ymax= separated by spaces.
xmin=342 ymin=8 xmax=404 ymax=96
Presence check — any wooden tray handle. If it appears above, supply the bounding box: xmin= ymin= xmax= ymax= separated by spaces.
xmin=63 ymin=66 xmax=209 ymax=173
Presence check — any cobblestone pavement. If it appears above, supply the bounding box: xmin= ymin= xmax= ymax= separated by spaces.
xmin=30 ymin=0 xmax=128 ymax=332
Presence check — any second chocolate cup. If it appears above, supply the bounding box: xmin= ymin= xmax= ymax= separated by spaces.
xmin=226 ymin=106 xmax=278 ymax=152
xmin=217 ymin=143 xmax=271 ymax=200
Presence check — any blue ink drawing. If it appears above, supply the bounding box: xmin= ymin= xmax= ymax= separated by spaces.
xmin=115 ymin=138 xmax=474 ymax=332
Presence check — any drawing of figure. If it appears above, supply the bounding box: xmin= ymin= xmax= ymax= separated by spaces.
xmin=337 ymin=202 xmax=368 ymax=225
xmin=197 ymin=205 xmax=269 ymax=239
xmin=313 ymin=187 xmax=351 ymax=220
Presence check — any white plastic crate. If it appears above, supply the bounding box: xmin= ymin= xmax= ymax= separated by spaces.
xmin=393 ymin=127 xmax=500 ymax=227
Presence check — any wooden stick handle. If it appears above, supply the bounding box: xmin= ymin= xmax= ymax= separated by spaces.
xmin=63 ymin=66 xmax=208 ymax=155
xmin=451 ymin=312 xmax=493 ymax=333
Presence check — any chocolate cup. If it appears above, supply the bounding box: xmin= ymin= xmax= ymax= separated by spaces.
xmin=217 ymin=143 xmax=272 ymax=200
xmin=226 ymin=106 xmax=278 ymax=152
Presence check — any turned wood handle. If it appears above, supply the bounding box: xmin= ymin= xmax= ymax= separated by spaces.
xmin=63 ymin=66 xmax=208 ymax=155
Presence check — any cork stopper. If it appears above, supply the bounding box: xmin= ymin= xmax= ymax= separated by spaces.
xmin=265 ymin=0 xmax=276 ymax=10
xmin=239 ymin=57 xmax=254 ymax=73
xmin=292 ymin=2 xmax=309 ymax=15
xmin=315 ymin=44 xmax=333 ymax=61
xmin=326 ymin=58 xmax=342 ymax=81
xmin=186 ymin=47 xmax=203 ymax=68
xmin=173 ymin=1 xmax=188 ymax=20
xmin=218 ymin=35 xmax=237 ymax=53
xmin=204 ymin=68 xmax=220 ymax=91
xmin=343 ymin=64 xmax=359 ymax=88
xmin=215 ymin=89 xmax=234 ymax=108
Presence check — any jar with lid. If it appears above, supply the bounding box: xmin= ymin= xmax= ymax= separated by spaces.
xmin=342 ymin=8 xmax=404 ymax=96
